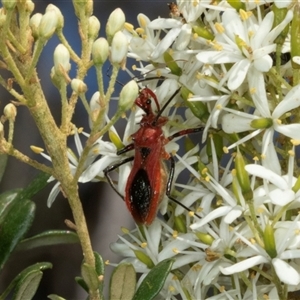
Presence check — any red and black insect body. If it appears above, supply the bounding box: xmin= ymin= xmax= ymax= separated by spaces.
xmin=104 ymin=86 xmax=203 ymax=225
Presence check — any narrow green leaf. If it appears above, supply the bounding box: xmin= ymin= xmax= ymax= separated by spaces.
xmin=0 ymin=154 xmax=8 ymax=182
xmin=12 ymin=270 xmax=43 ymax=300
xmin=0 ymin=262 xmax=52 ymax=299
xmin=132 ymin=259 xmax=175 ymax=300
xmin=109 ymin=263 xmax=136 ymax=300
xmin=0 ymin=189 xmax=21 ymax=223
xmin=0 ymin=199 xmax=35 ymax=270
xmin=75 ymin=276 xmax=89 ymax=293
xmin=81 ymin=263 xmax=99 ymax=292
xmin=94 ymin=251 xmax=105 ymax=295
xmin=94 ymin=251 xmax=104 ymax=276
xmin=16 ymin=230 xmax=79 ymax=251
xmin=16 ymin=172 xmax=50 ymax=201
xmin=48 ymin=294 xmax=66 ymax=300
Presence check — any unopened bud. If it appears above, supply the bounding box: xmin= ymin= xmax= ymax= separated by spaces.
xmin=45 ymin=4 xmax=64 ymax=30
xmin=106 ymin=8 xmax=125 ymax=44
xmin=4 ymin=103 xmax=17 ymax=121
xmin=195 ymin=232 xmax=214 ymax=245
xmin=53 ymin=44 xmax=70 ymax=76
xmin=235 ymin=151 xmax=252 ymax=199
xmin=110 ymin=31 xmax=128 ymax=66
xmin=109 ymin=130 xmax=123 ymax=150
xmin=263 ymin=223 xmax=277 ymax=259
xmin=118 ymin=80 xmax=138 ymax=111
xmin=85 ymin=0 xmax=93 ymax=16
xmin=2 ymin=0 xmax=16 ymax=10
xmin=71 ymin=78 xmax=87 ymax=94
xmin=38 ymin=9 xmax=58 ymax=40
xmin=133 ymin=250 xmax=154 ymax=268
xmin=30 ymin=13 xmax=42 ymax=39
xmin=250 ymin=118 xmax=273 ymax=129
xmin=174 ymin=215 xmax=187 ymax=233
xmin=88 ymin=16 xmax=100 ymax=40
xmin=92 ymin=38 xmax=109 ymax=65
xmin=25 ymin=0 xmax=35 ymax=13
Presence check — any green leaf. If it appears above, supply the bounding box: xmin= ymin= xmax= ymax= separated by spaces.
xmin=94 ymin=251 xmax=105 ymax=295
xmin=0 ymin=199 xmax=35 ymax=270
xmin=0 ymin=154 xmax=8 ymax=182
xmin=0 ymin=262 xmax=52 ymax=299
xmin=16 ymin=230 xmax=79 ymax=251
xmin=94 ymin=251 xmax=104 ymax=276
xmin=0 ymin=189 xmax=22 ymax=223
xmin=16 ymin=172 xmax=50 ymax=201
xmin=132 ymin=259 xmax=174 ymax=300
xmin=12 ymin=270 xmax=43 ymax=300
xmin=75 ymin=276 xmax=89 ymax=293
xmin=81 ymin=263 xmax=99 ymax=292
xmin=109 ymin=263 xmax=136 ymax=300
xmin=47 ymin=294 xmax=66 ymax=300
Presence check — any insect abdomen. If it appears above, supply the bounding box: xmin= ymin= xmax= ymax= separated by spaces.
xmin=128 ymin=168 xmax=152 ymax=223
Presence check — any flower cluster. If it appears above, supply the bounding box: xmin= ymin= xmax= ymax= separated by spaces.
xmin=106 ymin=1 xmax=300 ymax=299
xmin=24 ymin=1 xmax=300 ymax=299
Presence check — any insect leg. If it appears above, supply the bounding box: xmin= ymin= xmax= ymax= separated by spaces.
xmin=166 ymin=155 xmax=201 ymax=220
xmin=104 ymin=156 xmax=134 ymax=200
xmin=167 ymin=127 xmax=204 ymax=142
xmin=117 ymin=143 xmax=134 ymax=155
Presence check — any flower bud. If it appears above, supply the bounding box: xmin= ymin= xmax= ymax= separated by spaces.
xmin=53 ymin=44 xmax=70 ymax=76
xmin=106 ymin=8 xmax=125 ymax=44
xmin=195 ymin=232 xmax=214 ymax=246
xmin=227 ymin=0 xmax=245 ymax=10
xmin=250 ymin=118 xmax=273 ymax=129
xmin=109 ymin=130 xmax=124 ymax=151
xmin=38 ymin=9 xmax=58 ymax=40
xmin=30 ymin=13 xmax=42 ymax=39
xmin=174 ymin=215 xmax=187 ymax=233
xmin=45 ymin=4 xmax=64 ymax=30
xmin=118 ymin=80 xmax=138 ymax=111
xmin=181 ymin=86 xmax=208 ymax=120
xmin=192 ymin=25 xmax=214 ymax=40
xmin=71 ymin=78 xmax=87 ymax=94
xmin=4 ymin=103 xmax=17 ymax=121
xmin=88 ymin=16 xmax=100 ymax=40
xmin=133 ymin=250 xmax=154 ymax=268
xmin=25 ymin=0 xmax=35 ymax=13
xmin=110 ymin=31 xmax=128 ymax=66
xmin=163 ymin=52 xmax=182 ymax=76
xmin=263 ymin=223 xmax=277 ymax=259
xmin=2 ymin=0 xmax=16 ymax=10
xmin=85 ymin=0 xmax=93 ymax=16
xmin=235 ymin=151 xmax=252 ymax=199
xmin=92 ymin=38 xmax=109 ymax=65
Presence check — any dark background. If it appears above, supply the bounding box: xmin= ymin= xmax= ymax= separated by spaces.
xmin=0 ymin=1 xmax=170 ymax=299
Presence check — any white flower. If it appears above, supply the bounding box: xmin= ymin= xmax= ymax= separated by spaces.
xmin=220 ymin=216 xmax=300 ymax=286
xmin=197 ymin=9 xmax=293 ymax=90
xmin=222 ymin=73 xmax=300 ymax=174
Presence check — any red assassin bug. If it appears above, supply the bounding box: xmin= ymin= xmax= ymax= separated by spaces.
xmin=104 ymin=86 xmax=203 ymax=225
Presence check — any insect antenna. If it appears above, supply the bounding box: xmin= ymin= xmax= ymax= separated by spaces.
xmin=152 ymin=87 xmax=181 ymax=126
